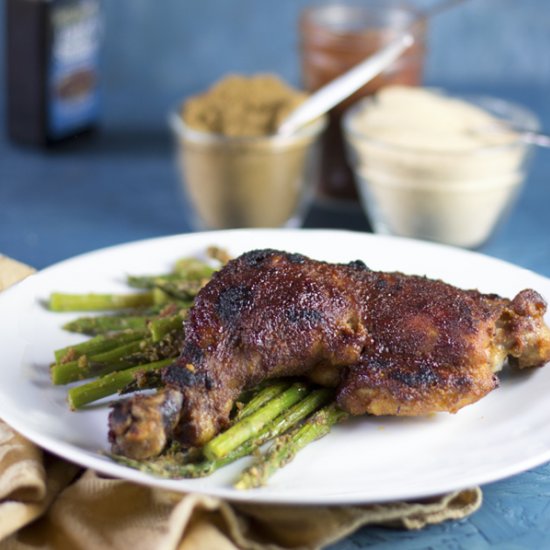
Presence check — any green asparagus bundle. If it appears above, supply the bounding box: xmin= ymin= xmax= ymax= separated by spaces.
xmin=235 ymin=403 xmax=348 ymax=489
xmin=109 ymin=384 xmax=338 ymax=482
xmin=48 ymin=256 xmax=211 ymax=394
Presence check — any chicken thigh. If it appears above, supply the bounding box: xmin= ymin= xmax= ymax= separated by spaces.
xmin=110 ymin=249 xmax=550 ymax=459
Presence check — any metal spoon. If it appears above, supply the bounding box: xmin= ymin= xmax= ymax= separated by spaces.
xmin=472 ymin=126 xmax=550 ymax=149
xmin=278 ymin=0 xmax=470 ymax=136
xmin=515 ymin=131 xmax=550 ymax=148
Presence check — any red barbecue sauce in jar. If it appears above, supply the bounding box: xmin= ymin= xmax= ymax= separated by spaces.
xmin=300 ymin=1 xmax=427 ymax=202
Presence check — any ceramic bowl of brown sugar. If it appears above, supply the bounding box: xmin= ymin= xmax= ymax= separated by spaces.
xmin=171 ymin=74 xmax=326 ymax=230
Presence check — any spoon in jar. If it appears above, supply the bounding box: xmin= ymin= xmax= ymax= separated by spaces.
xmin=278 ymin=0 xmax=470 ymax=136
xmin=469 ymin=123 xmax=550 ymax=149
xmin=520 ymin=131 xmax=550 ymax=148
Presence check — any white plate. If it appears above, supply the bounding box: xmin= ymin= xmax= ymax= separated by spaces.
xmin=1 ymin=229 xmax=550 ymax=505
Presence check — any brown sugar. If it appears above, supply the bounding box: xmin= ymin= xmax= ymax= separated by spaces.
xmin=182 ymin=74 xmax=307 ymax=136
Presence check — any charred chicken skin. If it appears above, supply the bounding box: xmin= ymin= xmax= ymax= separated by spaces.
xmin=109 ymin=249 xmax=550 ymax=459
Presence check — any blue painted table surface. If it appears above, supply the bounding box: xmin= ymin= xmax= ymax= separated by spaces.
xmin=1 ymin=82 xmax=550 ymax=550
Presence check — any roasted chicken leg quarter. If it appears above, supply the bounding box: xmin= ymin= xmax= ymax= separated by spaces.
xmin=109 ymin=249 xmax=550 ymax=459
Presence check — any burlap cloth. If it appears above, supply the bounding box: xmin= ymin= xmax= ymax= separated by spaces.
xmin=0 ymin=256 xmax=482 ymax=550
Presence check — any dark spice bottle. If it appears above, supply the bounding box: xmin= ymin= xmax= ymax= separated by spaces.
xmin=5 ymin=0 xmax=102 ymax=146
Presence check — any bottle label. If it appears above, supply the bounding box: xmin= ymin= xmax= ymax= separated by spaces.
xmin=48 ymin=0 xmax=101 ymax=138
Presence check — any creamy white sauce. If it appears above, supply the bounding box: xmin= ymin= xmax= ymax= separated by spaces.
xmin=345 ymin=86 xmax=530 ymax=248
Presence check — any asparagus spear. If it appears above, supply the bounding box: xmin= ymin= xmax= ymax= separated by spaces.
xmin=173 ymin=257 xmax=218 ymax=278
xmin=234 ymin=403 xmax=348 ymax=490
xmin=152 ymin=288 xmax=174 ymax=306
xmin=205 ymin=246 xmax=231 ymax=265
xmin=202 ymin=383 xmax=309 ymax=461
xmin=127 ymin=265 xmax=215 ymax=290
xmin=128 ymin=273 xmax=185 ymax=289
xmin=49 ymin=291 xmax=155 ymax=312
xmin=54 ymin=329 xmax=147 ymax=364
xmin=148 ymin=314 xmax=185 ymax=342
xmin=110 ymin=388 xmax=334 ymax=479
xmin=67 ymin=358 xmax=173 ymax=409
xmin=62 ymin=302 xmax=189 ymax=335
xmin=118 ymin=369 xmax=163 ymax=395
xmin=63 ymin=315 xmax=150 ymax=335
xmin=51 ymin=340 xmax=147 ymax=384
xmin=126 ymin=256 xmax=216 ymax=290
xmin=122 ymin=328 xmax=183 ymax=366
xmin=152 ymin=280 xmax=205 ymax=301
xmin=235 ymin=381 xmax=290 ymax=420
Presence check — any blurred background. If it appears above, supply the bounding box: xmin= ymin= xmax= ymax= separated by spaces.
xmin=1 ymin=0 xmax=549 ymax=269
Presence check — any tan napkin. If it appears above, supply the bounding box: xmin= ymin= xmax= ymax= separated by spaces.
xmin=0 ymin=256 xmax=482 ymax=550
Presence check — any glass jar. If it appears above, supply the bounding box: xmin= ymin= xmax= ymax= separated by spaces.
xmin=300 ymin=0 xmax=427 ymax=202
xmin=342 ymin=92 xmax=540 ymax=248
xmin=170 ymin=113 xmax=327 ymax=230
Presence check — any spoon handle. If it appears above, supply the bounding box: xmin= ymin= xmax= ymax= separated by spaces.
xmin=521 ymin=131 xmax=550 ymax=149
xmin=278 ymin=33 xmax=415 ymax=136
